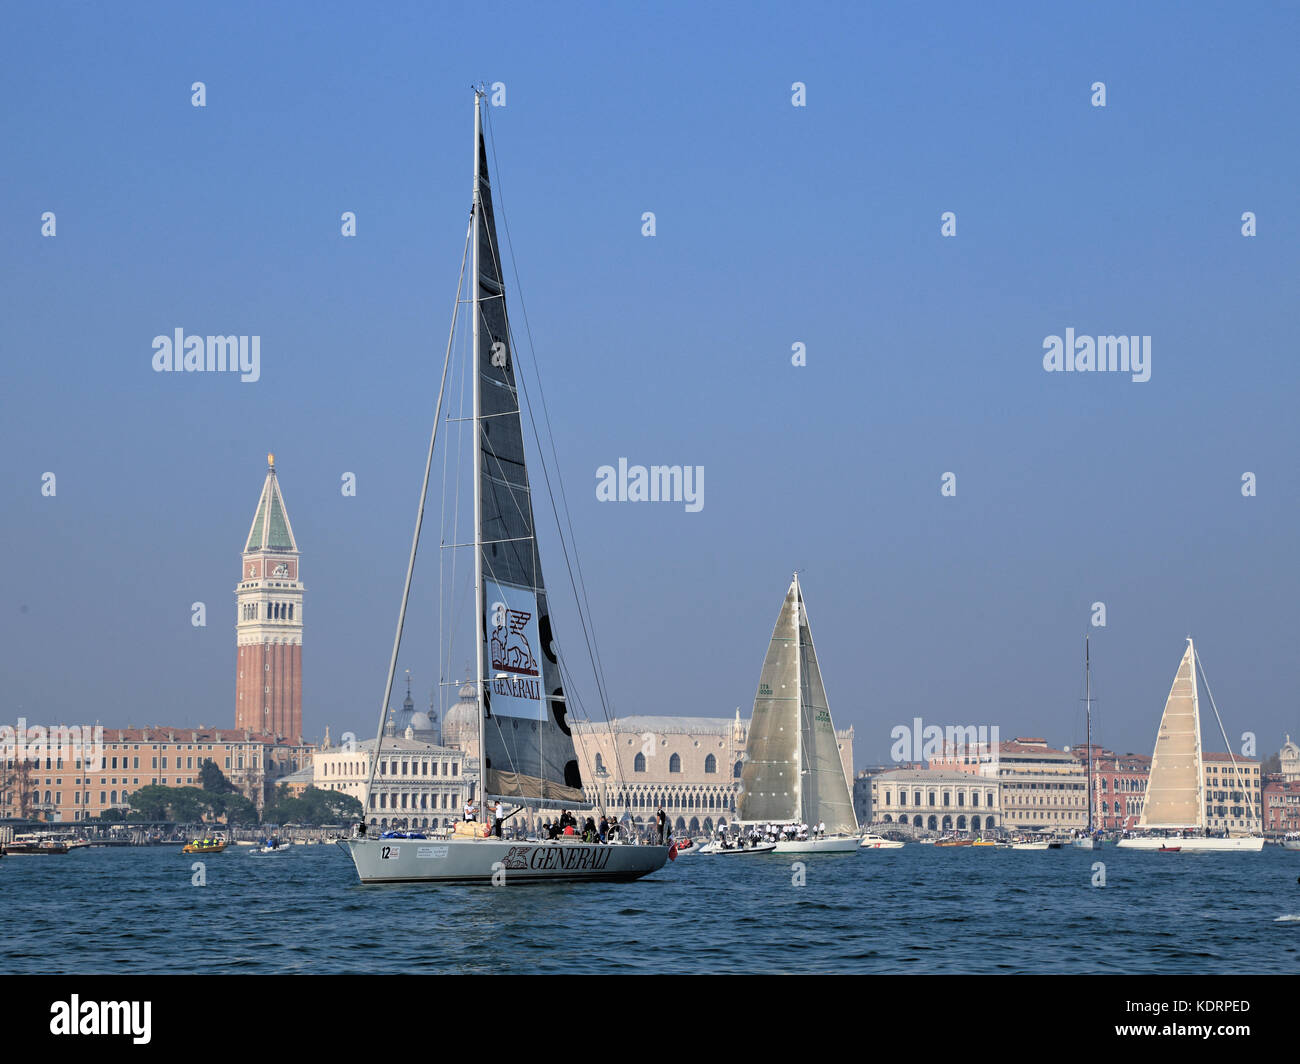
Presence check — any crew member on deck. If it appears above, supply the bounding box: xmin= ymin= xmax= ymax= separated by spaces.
xmin=492 ymin=800 xmax=504 ymax=838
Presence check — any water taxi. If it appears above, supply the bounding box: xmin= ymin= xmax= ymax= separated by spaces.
xmin=181 ymin=836 xmax=228 ymax=854
xmin=4 ymin=833 xmax=71 ymax=855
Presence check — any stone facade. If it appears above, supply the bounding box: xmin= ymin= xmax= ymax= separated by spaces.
xmin=315 ymin=732 xmax=467 ymax=830
xmin=976 ymin=738 xmax=1086 ymax=833
xmin=0 ymin=726 xmax=311 ymax=820
xmin=870 ymin=768 xmax=1001 ymax=831
xmin=1200 ymin=753 xmax=1262 ymax=833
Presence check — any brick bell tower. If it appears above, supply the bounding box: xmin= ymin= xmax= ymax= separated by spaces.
xmin=235 ymin=453 xmax=303 ymax=743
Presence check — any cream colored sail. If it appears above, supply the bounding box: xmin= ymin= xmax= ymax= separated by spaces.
xmin=1137 ymin=640 xmax=1204 ymax=830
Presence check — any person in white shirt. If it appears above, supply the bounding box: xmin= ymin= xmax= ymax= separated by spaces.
xmin=492 ymin=800 xmax=505 ymax=838
xmin=465 ymin=800 xmax=476 ymax=822
xmin=817 ymin=820 xmax=825 ymax=838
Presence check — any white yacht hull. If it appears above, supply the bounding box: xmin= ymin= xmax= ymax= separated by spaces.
xmin=338 ymin=837 xmax=670 ymax=883
xmin=1282 ymin=840 xmax=1300 ymax=851
xmin=1071 ymin=838 xmax=1103 ymax=850
xmin=1116 ymin=836 xmax=1265 ymax=852
xmin=1011 ymin=842 xmax=1050 ymax=850
xmin=860 ymin=836 xmax=905 ymax=849
xmin=773 ymin=836 xmax=859 ymax=854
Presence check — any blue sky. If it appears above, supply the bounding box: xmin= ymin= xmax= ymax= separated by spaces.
xmin=2 ymin=2 xmax=1297 ymax=766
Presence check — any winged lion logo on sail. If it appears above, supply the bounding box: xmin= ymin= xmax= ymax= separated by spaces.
xmin=490 ymin=601 xmax=538 ymax=676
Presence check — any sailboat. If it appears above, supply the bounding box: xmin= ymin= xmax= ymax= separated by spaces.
xmin=736 ymin=574 xmax=860 ymax=854
xmin=1116 ymin=639 xmax=1264 ymax=853
xmin=1072 ymin=634 xmax=1103 ymax=850
xmin=338 ymin=91 xmax=670 ymax=884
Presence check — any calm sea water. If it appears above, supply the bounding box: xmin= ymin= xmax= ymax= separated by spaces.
xmin=3 ymin=844 xmax=1298 ymax=974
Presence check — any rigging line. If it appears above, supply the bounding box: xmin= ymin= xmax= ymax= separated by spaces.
xmin=438 ymin=295 xmax=454 ymax=719
xmin=1194 ymin=647 xmax=1258 ymax=826
xmin=362 ymin=214 xmax=472 ymax=819
xmin=445 ymin=309 xmax=470 ymax=701
xmin=481 ymin=109 xmax=619 ymax=731
xmin=440 ymin=285 xmax=470 ymax=711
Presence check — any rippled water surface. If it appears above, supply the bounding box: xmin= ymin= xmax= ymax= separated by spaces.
xmin=3 ymin=844 xmax=1298 ymax=974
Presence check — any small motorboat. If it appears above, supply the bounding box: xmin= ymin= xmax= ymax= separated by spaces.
xmin=1010 ymin=840 xmax=1050 ymax=850
xmin=935 ymin=838 xmax=972 ymax=848
xmin=181 ymin=837 xmax=228 ymax=854
xmin=1158 ymin=845 xmax=1181 ymax=853
xmin=250 ymin=838 xmax=290 ymax=855
xmin=859 ymin=834 xmax=904 ymax=849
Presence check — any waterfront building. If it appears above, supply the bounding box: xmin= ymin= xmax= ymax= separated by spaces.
xmin=853 ymin=769 xmax=872 ymax=826
xmin=1090 ymin=750 xmax=1150 ymax=830
xmin=969 ymin=738 xmax=1087 ymax=833
xmin=314 ymin=731 xmax=466 ymax=831
xmin=854 ymin=764 xmax=916 ymax=827
xmin=235 ymin=453 xmax=304 ymax=744
xmin=1263 ymin=774 xmax=1300 ymax=835
xmin=869 ymin=768 xmax=1001 ymax=831
xmin=569 ymin=713 xmax=748 ymax=837
xmin=0 ymin=727 xmax=312 ymax=822
xmin=1200 ymin=753 xmax=1262 ymax=833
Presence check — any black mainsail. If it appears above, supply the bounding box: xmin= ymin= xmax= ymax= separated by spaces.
xmin=471 ymin=99 xmax=584 ymax=805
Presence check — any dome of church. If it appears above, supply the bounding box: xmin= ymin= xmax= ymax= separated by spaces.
xmin=442 ymin=682 xmax=478 ymax=746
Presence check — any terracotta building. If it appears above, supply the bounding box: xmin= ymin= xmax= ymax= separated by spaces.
xmin=1 ymin=726 xmax=311 ymax=821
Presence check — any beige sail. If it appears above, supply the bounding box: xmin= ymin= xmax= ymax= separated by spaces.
xmin=1137 ymin=640 xmax=1204 ymax=830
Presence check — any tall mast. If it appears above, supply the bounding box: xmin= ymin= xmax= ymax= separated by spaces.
xmin=1085 ymin=633 xmax=1093 ymax=834
xmin=793 ymin=573 xmax=804 ymax=826
xmin=472 ymin=88 xmax=487 ymax=806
